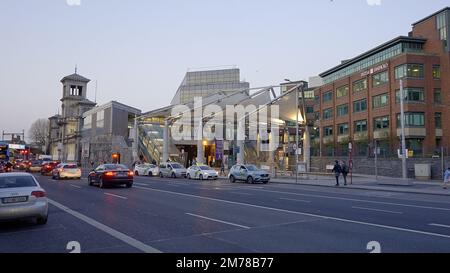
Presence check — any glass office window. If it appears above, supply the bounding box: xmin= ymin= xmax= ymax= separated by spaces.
xmin=372 ymin=71 xmax=389 ymax=87
xmin=433 ymin=65 xmax=441 ymax=79
xmin=306 ymin=106 xmax=315 ymax=114
xmin=354 ymin=120 xmax=368 ymax=133
xmin=324 ymin=126 xmax=333 ymax=136
xmin=323 ymin=108 xmax=334 ymax=120
xmin=353 ymin=79 xmax=367 ymax=93
xmin=336 ymin=85 xmax=349 ymax=98
xmin=353 ymin=99 xmax=367 ymax=113
xmin=337 ymin=104 xmax=349 ymax=117
xmin=434 ymin=89 xmax=442 ymax=104
xmin=395 ymin=64 xmax=424 ymax=79
xmin=338 ymin=123 xmax=349 ymax=135
xmin=435 ymin=112 xmax=442 ymax=129
xmin=396 ymin=112 xmax=425 ymax=127
xmin=374 ymin=116 xmax=389 ymax=130
xmin=395 ymin=88 xmax=424 ymax=103
xmin=373 ymin=93 xmax=389 ymax=108
xmin=323 ymin=91 xmax=333 ymax=102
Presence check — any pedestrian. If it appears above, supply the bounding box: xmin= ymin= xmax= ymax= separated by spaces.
xmin=332 ymin=160 xmax=342 ymax=186
xmin=220 ymin=161 xmax=225 ymax=176
xmin=443 ymin=167 xmax=450 ymax=189
xmin=152 ymin=159 xmax=157 ymax=165
xmin=341 ymin=161 xmax=349 ymax=186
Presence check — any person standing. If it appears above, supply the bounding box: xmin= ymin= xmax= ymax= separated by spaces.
xmin=341 ymin=161 xmax=349 ymax=186
xmin=443 ymin=167 xmax=450 ymax=190
xmin=332 ymin=160 xmax=342 ymax=186
xmin=220 ymin=161 xmax=225 ymax=176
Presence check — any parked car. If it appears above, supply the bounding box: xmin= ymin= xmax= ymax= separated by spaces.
xmin=3 ymin=162 xmax=13 ymax=173
xmin=40 ymin=161 xmax=60 ymax=176
xmin=27 ymin=160 xmax=43 ymax=173
xmin=134 ymin=163 xmax=159 ymax=177
xmin=13 ymin=159 xmax=23 ymax=170
xmin=159 ymin=162 xmax=187 ymax=178
xmin=187 ymin=165 xmax=219 ymax=180
xmin=0 ymin=173 xmax=48 ymax=225
xmin=228 ymin=164 xmax=270 ymax=184
xmin=88 ymin=164 xmax=134 ymax=188
xmin=52 ymin=163 xmax=82 ymax=180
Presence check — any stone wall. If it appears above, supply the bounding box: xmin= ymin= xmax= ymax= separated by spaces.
xmin=81 ymin=135 xmax=134 ymax=169
xmin=311 ymin=156 xmax=449 ymax=180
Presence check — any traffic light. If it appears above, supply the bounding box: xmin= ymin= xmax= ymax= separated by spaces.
xmin=112 ymin=153 xmax=120 ymax=164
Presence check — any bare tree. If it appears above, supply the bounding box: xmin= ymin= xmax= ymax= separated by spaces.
xmin=29 ymin=119 xmax=49 ymax=151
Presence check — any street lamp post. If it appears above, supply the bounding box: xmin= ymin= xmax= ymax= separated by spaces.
xmin=400 ymin=79 xmax=407 ymax=179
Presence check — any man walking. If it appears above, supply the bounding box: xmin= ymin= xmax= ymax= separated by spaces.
xmin=341 ymin=161 xmax=349 ymax=186
xmin=332 ymin=160 xmax=342 ymax=186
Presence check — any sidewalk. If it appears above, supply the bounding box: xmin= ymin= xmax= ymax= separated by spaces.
xmin=267 ymin=174 xmax=450 ymax=196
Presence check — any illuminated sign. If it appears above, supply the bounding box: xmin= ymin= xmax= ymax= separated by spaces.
xmin=361 ymin=63 xmax=389 ymax=77
xmin=9 ymin=144 xmax=26 ymax=150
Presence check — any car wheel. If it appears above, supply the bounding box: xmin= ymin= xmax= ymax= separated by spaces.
xmin=88 ymin=177 xmax=94 ymax=186
xmin=99 ymin=178 xmax=106 ymax=189
xmin=247 ymin=176 xmax=254 ymax=184
xmin=135 ymin=171 xmax=139 ymax=176
xmin=171 ymin=172 xmax=176 ymax=178
xmin=148 ymin=171 xmax=153 ymax=177
xmin=36 ymin=216 xmax=48 ymax=225
xmin=263 ymin=181 xmax=269 ymax=184
xmin=230 ymin=175 xmax=236 ymax=183
xmin=126 ymin=183 xmax=133 ymax=188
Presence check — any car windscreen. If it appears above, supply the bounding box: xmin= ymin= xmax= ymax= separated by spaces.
xmin=199 ymin=166 xmax=213 ymax=170
xmin=31 ymin=161 xmax=42 ymax=166
xmin=171 ymin=164 xmax=183 ymax=169
xmin=63 ymin=164 xmax=78 ymax=169
xmin=0 ymin=176 xmax=37 ymax=188
xmin=104 ymin=164 xmax=129 ymax=170
xmin=246 ymin=165 xmax=258 ymax=171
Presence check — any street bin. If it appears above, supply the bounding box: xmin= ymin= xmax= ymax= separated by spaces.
xmin=414 ymin=164 xmax=431 ymax=180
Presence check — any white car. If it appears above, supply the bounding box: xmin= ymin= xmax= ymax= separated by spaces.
xmin=187 ymin=165 xmax=219 ymax=180
xmin=52 ymin=163 xmax=82 ymax=180
xmin=134 ymin=163 xmax=159 ymax=177
xmin=0 ymin=173 xmax=48 ymax=225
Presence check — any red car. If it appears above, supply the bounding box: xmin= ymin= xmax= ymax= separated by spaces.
xmin=88 ymin=164 xmax=134 ymax=188
xmin=40 ymin=161 xmax=61 ymax=175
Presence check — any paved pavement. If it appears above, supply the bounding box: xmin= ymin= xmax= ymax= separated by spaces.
xmin=1 ymin=172 xmax=450 ymax=253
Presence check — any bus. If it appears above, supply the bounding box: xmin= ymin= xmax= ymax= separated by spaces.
xmin=0 ymin=142 xmax=9 ymax=162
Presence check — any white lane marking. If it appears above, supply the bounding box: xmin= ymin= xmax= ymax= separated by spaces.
xmin=430 ymin=223 xmax=450 ymax=229
xmin=186 ymin=213 xmax=250 ymax=229
xmin=70 ymin=185 xmax=82 ymax=189
xmin=352 ymin=206 xmax=403 ymax=214
xmin=279 ymin=198 xmax=311 ymax=203
xmin=241 ymin=188 xmax=450 ymax=212
xmin=104 ymin=193 xmax=128 ymax=200
xmin=47 ymin=199 xmax=161 ymax=253
xmin=229 ymin=192 xmax=253 ymax=196
xmin=134 ymin=186 xmax=450 ymax=239
xmin=134 ymin=182 xmax=148 ymax=186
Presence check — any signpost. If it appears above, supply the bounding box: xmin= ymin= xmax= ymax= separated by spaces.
xmin=348 ymin=141 xmax=353 ymax=185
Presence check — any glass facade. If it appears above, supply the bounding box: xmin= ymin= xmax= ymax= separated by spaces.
xmin=172 ymin=68 xmax=250 ymax=104
xmin=395 ymin=64 xmax=424 ymax=79
xmin=322 ymin=41 xmax=424 ymax=84
xmin=395 ymin=88 xmax=425 ymax=103
xmin=437 ymin=10 xmax=449 ymax=51
xmin=374 ymin=116 xmax=389 ymax=131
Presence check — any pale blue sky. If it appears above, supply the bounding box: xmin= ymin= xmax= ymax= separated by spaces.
xmin=0 ymin=0 xmax=449 ymax=135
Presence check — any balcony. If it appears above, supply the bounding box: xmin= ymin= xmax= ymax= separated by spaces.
xmin=353 ymin=132 xmax=368 ymax=141
xmin=374 ymin=129 xmax=390 ymax=140
xmin=396 ymin=128 xmax=426 ymax=138
xmin=323 ymin=136 xmax=334 ymax=145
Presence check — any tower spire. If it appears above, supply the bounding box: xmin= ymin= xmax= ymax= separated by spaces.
xmin=75 ymin=65 xmax=78 ymax=74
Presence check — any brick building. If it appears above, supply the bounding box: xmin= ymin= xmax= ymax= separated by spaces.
xmin=313 ymin=7 xmax=450 ymax=158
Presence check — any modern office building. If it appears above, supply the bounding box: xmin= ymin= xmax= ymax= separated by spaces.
xmin=313 ymin=7 xmax=450 ymax=158
xmin=170 ymin=68 xmax=250 ymax=105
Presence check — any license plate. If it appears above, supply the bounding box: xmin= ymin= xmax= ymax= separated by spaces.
xmin=117 ymin=173 xmax=128 ymax=177
xmin=2 ymin=196 xmax=28 ymax=204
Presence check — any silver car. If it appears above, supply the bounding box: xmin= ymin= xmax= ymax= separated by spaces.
xmin=0 ymin=173 xmax=48 ymax=225
xmin=228 ymin=164 xmax=270 ymax=184
xmin=159 ymin=162 xmax=187 ymax=178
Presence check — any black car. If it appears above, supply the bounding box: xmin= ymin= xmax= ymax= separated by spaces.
xmin=88 ymin=164 xmax=134 ymax=188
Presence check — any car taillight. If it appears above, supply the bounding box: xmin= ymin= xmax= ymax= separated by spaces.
xmin=128 ymin=171 xmax=134 ymax=176
xmin=105 ymin=171 xmax=115 ymax=176
xmin=31 ymin=191 xmax=46 ymax=198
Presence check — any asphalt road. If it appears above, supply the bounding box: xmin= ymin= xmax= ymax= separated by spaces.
xmin=2 ymin=172 xmax=450 ymax=253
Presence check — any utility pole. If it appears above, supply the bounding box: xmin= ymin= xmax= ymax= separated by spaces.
xmin=374 ymin=140 xmax=378 ymax=180
xmin=400 ymin=79 xmax=407 ymax=179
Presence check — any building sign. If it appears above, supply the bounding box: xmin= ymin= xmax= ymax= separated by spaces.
xmin=361 ymin=63 xmax=388 ymax=77
xmin=215 ymin=140 xmax=223 ymax=160
xmin=8 ymin=144 xmax=26 ymax=150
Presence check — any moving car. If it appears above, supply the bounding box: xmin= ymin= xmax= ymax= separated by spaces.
xmin=40 ymin=161 xmax=60 ymax=176
xmin=88 ymin=164 xmax=134 ymax=188
xmin=159 ymin=162 xmax=187 ymax=178
xmin=134 ymin=163 xmax=159 ymax=177
xmin=52 ymin=163 xmax=82 ymax=180
xmin=187 ymin=165 xmax=219 ymax=180
xmin=228 ymin=164 xmax=270 ymax=184
xmin=27 ymin=160 xmax=43 ymax=173
xmin=0 ymin=173 xmax=48 ymax=225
